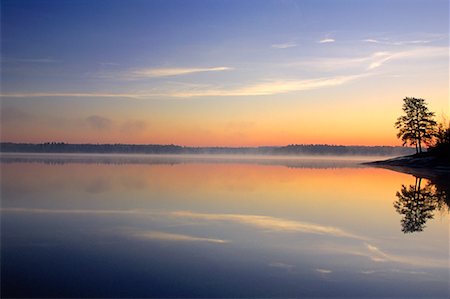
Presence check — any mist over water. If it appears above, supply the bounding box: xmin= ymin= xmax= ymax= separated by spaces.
xmin=0 ymin=152 xmax=392 ymax=168
xmin=1 ymin=154 xmax=448 ymax=298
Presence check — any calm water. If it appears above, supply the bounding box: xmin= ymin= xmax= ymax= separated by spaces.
xmin=1 ymin=154 xmax=449 ymax=298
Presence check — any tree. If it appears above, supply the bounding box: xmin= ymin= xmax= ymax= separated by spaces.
xmin=434 ymin=119 xmax=450 ymax=148
xmin=395 ymin=97 xmax=436 ymax=153
xmin=428 ymin=119 xmax=450 ymax=165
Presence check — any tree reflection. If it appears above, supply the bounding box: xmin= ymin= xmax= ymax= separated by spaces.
xmin=394 ymin=177 xmax=449 ymax=233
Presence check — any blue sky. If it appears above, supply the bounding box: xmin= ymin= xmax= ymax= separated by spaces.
xmin=1 ymin=0 xmax=449 ymax=145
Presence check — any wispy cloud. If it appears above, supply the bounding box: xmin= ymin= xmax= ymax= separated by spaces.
xmin=318 ymin=38 xmax=335 ymax=44
xmin=125 ymin=66 xmax=233 ymax=78
xmin=292 ymin=46 xmax=448 ymax=71
xmin=4 ymin=46 xmax=445 ymax=100
xmin=129 ymin=230 xmax=229 ymax=244
xmin=362 ymin=38 xmax=432 ymax=46
xmin=271 ymin=41 xmax=297 ymax=49
xmin=316 ymin=268 xmax=332 ymax=274
xmin=362 ymin=32 xmax=448 ymax=47
xmin=363 ymin=39 xmax=380 ymax=44
xmin=93 ymin=66 xmax=233 ymax=80
xmin=168 ymin=74 xmax=366 ymax=97
xmin=367 ymin=52 xmax=394 ymax=70
xmin=0 ymin=74 xmax=366 ymax=99
xmin=368 ymin=47 xmax=448 ymax=70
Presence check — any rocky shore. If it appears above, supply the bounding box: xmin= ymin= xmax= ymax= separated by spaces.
xmin=363 ymin=153 xmax=450 ymax=184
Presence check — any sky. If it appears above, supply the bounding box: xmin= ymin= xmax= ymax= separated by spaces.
xmin=1 ymin=0 xmax=449 ymax=146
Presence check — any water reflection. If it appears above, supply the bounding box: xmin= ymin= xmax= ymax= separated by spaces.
xmin=1 ymin=154 xmax=448 ymax=298
xmin=394 ymin=177 xmax=449 ymax=233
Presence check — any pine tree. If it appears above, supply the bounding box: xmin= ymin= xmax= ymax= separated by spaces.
xmin=395 ymin=97 xmax=437 ymax=153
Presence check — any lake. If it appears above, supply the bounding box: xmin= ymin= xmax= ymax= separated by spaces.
xmin=1 ymin=154 xmax=448 ymax=298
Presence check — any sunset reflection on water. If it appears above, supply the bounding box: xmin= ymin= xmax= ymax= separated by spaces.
xmin=1 ymin=154 xmax=448 ymax=298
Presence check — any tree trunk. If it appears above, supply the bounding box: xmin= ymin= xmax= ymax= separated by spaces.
xmin=416 ymin=121 xmax=422 ymax=153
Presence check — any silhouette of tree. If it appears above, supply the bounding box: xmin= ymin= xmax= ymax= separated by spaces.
xmin=427 ymin=120 xmax=450 ymax=165
xmin=393 ymin=177 xmax=450 ymax=233
xmin=394 ymin=178 xmax=437 ymax=233
xmin=434 ymin=120 xmax=450 ymax=146
xmin=395 ymin=97 xmax=437 ymax=154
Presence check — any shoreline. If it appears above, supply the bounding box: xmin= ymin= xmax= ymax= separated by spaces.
xmin=363 ymin=155 xmax=450 ymax=183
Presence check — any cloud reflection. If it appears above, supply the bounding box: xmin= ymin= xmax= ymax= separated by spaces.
xmin=268 ymin=262 xmax=295 ymax=270
xmin=1 ymin=208 xmax=361 ymax=238
xmin=345 ymin=243 xmax=448 ymax=269
xmin=170 ymin=211 xmax=364 ymax=239
xmin=2 ymin=207 xmax=448 ymax=269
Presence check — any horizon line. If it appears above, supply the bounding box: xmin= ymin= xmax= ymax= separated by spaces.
xmin=0 ymin=141 xmax=409 ymax=148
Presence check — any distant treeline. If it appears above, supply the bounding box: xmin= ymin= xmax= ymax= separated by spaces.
xmin=0 ymin=142 xmax=415 ymax=156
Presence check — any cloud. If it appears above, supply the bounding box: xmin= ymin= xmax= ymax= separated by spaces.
xmin=367 ymin=52 xmax=395 ymax=70
xmin=0 ymin=74 xmax=366 ymax=99
xmin=363 ymin=39 xmax=380 ymax=44
xmin=129 ymin=230 xmax=229 ymax=244
xmin=168 ymin=74 xmax=366 ymax=97
xmin=125 ymin=66 xmax=233 ymax=78
xmin=362 ymin=38 xmax=432 ymax=46
xmin=272 ymin=41 xmax=297 ymax=49
xmin=289 ymin=56 xmax=370 ymax=71
xmin=316 ymin=268 xmax=332 ymax=274
xmin=85 ymin=115 xmax=112 ymax=130
xmin=368 ymin=47 xmax=448 ymax=70
xmin=291 ymin=46 xmax=449 ymax=71
xmin=4 ymin=46 xmax=445 ymax=100
xmin=319 ymin=38 xmax=335 ymax=43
